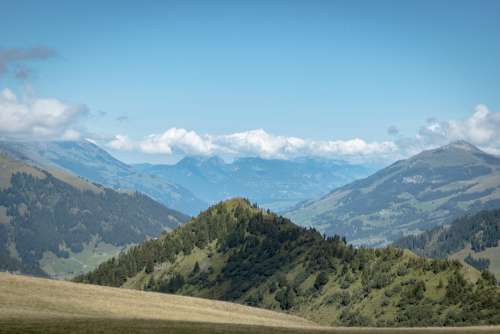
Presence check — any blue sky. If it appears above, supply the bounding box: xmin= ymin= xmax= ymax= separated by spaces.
xmin=1 ymin=1 xmax=500 ymax=163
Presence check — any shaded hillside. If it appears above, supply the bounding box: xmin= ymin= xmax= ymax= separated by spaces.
xmin=76 ymin=198 xmax=500 ymax=327
xmin=0 ymin=154 xmax=188 ymax=278
xmin=0 ymin=140 xmax=206 ymax=215
xmin=285 ymin=141 xmax=500 ymax=246
xmin=135 ymin=156 xmax=372 ymax=211
xmin=395 ymin=209 xmax=500 ymax=279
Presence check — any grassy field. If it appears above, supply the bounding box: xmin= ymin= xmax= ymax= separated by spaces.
xmin=1 ymin=273 xmax=499 ymax=334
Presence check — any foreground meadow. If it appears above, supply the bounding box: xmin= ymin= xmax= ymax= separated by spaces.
xmin=0 ymin=273 xmax=499 ymax=334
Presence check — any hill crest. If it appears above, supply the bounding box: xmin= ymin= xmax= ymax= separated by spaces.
xmin=76 ymin=198 xmax=500 ymax=327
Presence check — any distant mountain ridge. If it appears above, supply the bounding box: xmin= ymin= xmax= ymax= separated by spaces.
xmin=0 ymin=140 xmax=207 ymax=215
xmin=134 ymin=155 xmax=373 ymax=211
xmin=285 ymin=141 xmax=500 ymax=246
xmin=0 ymin=154 xmax=188 ymax=278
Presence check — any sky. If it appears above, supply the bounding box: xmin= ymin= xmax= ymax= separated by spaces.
xmin=1 ymin=0 xmax=500 ymax=163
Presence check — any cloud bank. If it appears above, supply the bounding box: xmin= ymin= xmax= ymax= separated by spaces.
xmin=106 ymin=104 xmax=500 ymax=161
xmin=1 ymin=82 xmax=499 ymax=162
xmin=107 ymin=128 xmax=398 ymax=160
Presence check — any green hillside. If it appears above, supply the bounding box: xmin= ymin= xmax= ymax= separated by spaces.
xmin=76 ymin=198 xmax=500 ymax=327
xmin=0 ymin=154 xmax=188 ymax=278
xmin=394 ymin=209 xmax=500 ymax=280
xmin=284 ymin=141 xmax=500 ymax=246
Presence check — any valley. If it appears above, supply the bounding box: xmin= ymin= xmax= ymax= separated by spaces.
xmin=135 ymin=156 xmax=373 ymax=211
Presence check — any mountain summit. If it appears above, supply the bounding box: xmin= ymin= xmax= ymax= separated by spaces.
xmin=285 ymin=141 xmax=500 ymax=246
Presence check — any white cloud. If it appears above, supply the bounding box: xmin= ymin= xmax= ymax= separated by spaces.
xmin=108 ymin=134 xmax=136 ymax=151
xmin=216 ymin=129 xmax=307 ymax=158
xmin=140 ymin=128 xmax=214 ymax=155
xmin=107 ymin=127 xmax=397 ymax=160
xmin=0 ymin=88 xmax=88 ymax=139
xmin=104 ymin=104 xmax=500 ymax=161
xmin=415 ymin=104 xmax=500 ymax=150
xmin=309 ymin=138 xmax=397 ymax=156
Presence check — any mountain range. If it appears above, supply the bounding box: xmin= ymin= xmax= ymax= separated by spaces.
xmin=285 ymin=141 xmax=500 ymax=246
xmin=135 ymin=156 xmax=372 ymax=211
xmin=76 ymin=198 xmax=500 ymax=327
xmin=0 ymin=140 xmax=207 ymax=215
xmin=0 ymin=140 xmax=372 ymax=215
xmin=0 ymin=153 xmax=188 ymax=278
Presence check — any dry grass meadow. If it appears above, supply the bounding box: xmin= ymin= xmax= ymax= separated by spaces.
xmin=1 ymin=272 xmax=499 ymax=334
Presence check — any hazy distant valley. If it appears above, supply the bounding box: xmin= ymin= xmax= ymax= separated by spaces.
xmin=135 ymin=155 xmax=373 ymax=211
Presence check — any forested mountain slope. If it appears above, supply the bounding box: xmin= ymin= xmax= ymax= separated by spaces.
xmin=0 ymin=140 xmax=206 ymax=215
xmin=285 ymin=141 xmax=500 ymax=246
xmin=395 ymin=209 xmax=500 ymax=280
xmin=76 ymin=198 xmax=500 ymax=327
xmin=0 ymin=154 xmax=188 ymax=278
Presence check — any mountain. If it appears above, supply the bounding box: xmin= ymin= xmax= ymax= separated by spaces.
xmin=76 ymin=198 xmax=500 ymax=327
xmin=0 ymin=154 xmax=188 ymax=278
xmin=394 ymin=209 xmax=500 ymax=280
xmin=0 ymin=140 xmax=206 ymax=215
xmin=134 ymin=156 xmax=372 ymax=211
xmin=284 ymin=141 xmax=500 ymax=246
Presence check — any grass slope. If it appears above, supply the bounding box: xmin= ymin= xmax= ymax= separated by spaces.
xmin=1 ymin=273 xmax=499 ymax=334
xmin=76 ymin=199 xmax=500 ymax=327
xmin=0 ymin=272 xmax=313 ymax=327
